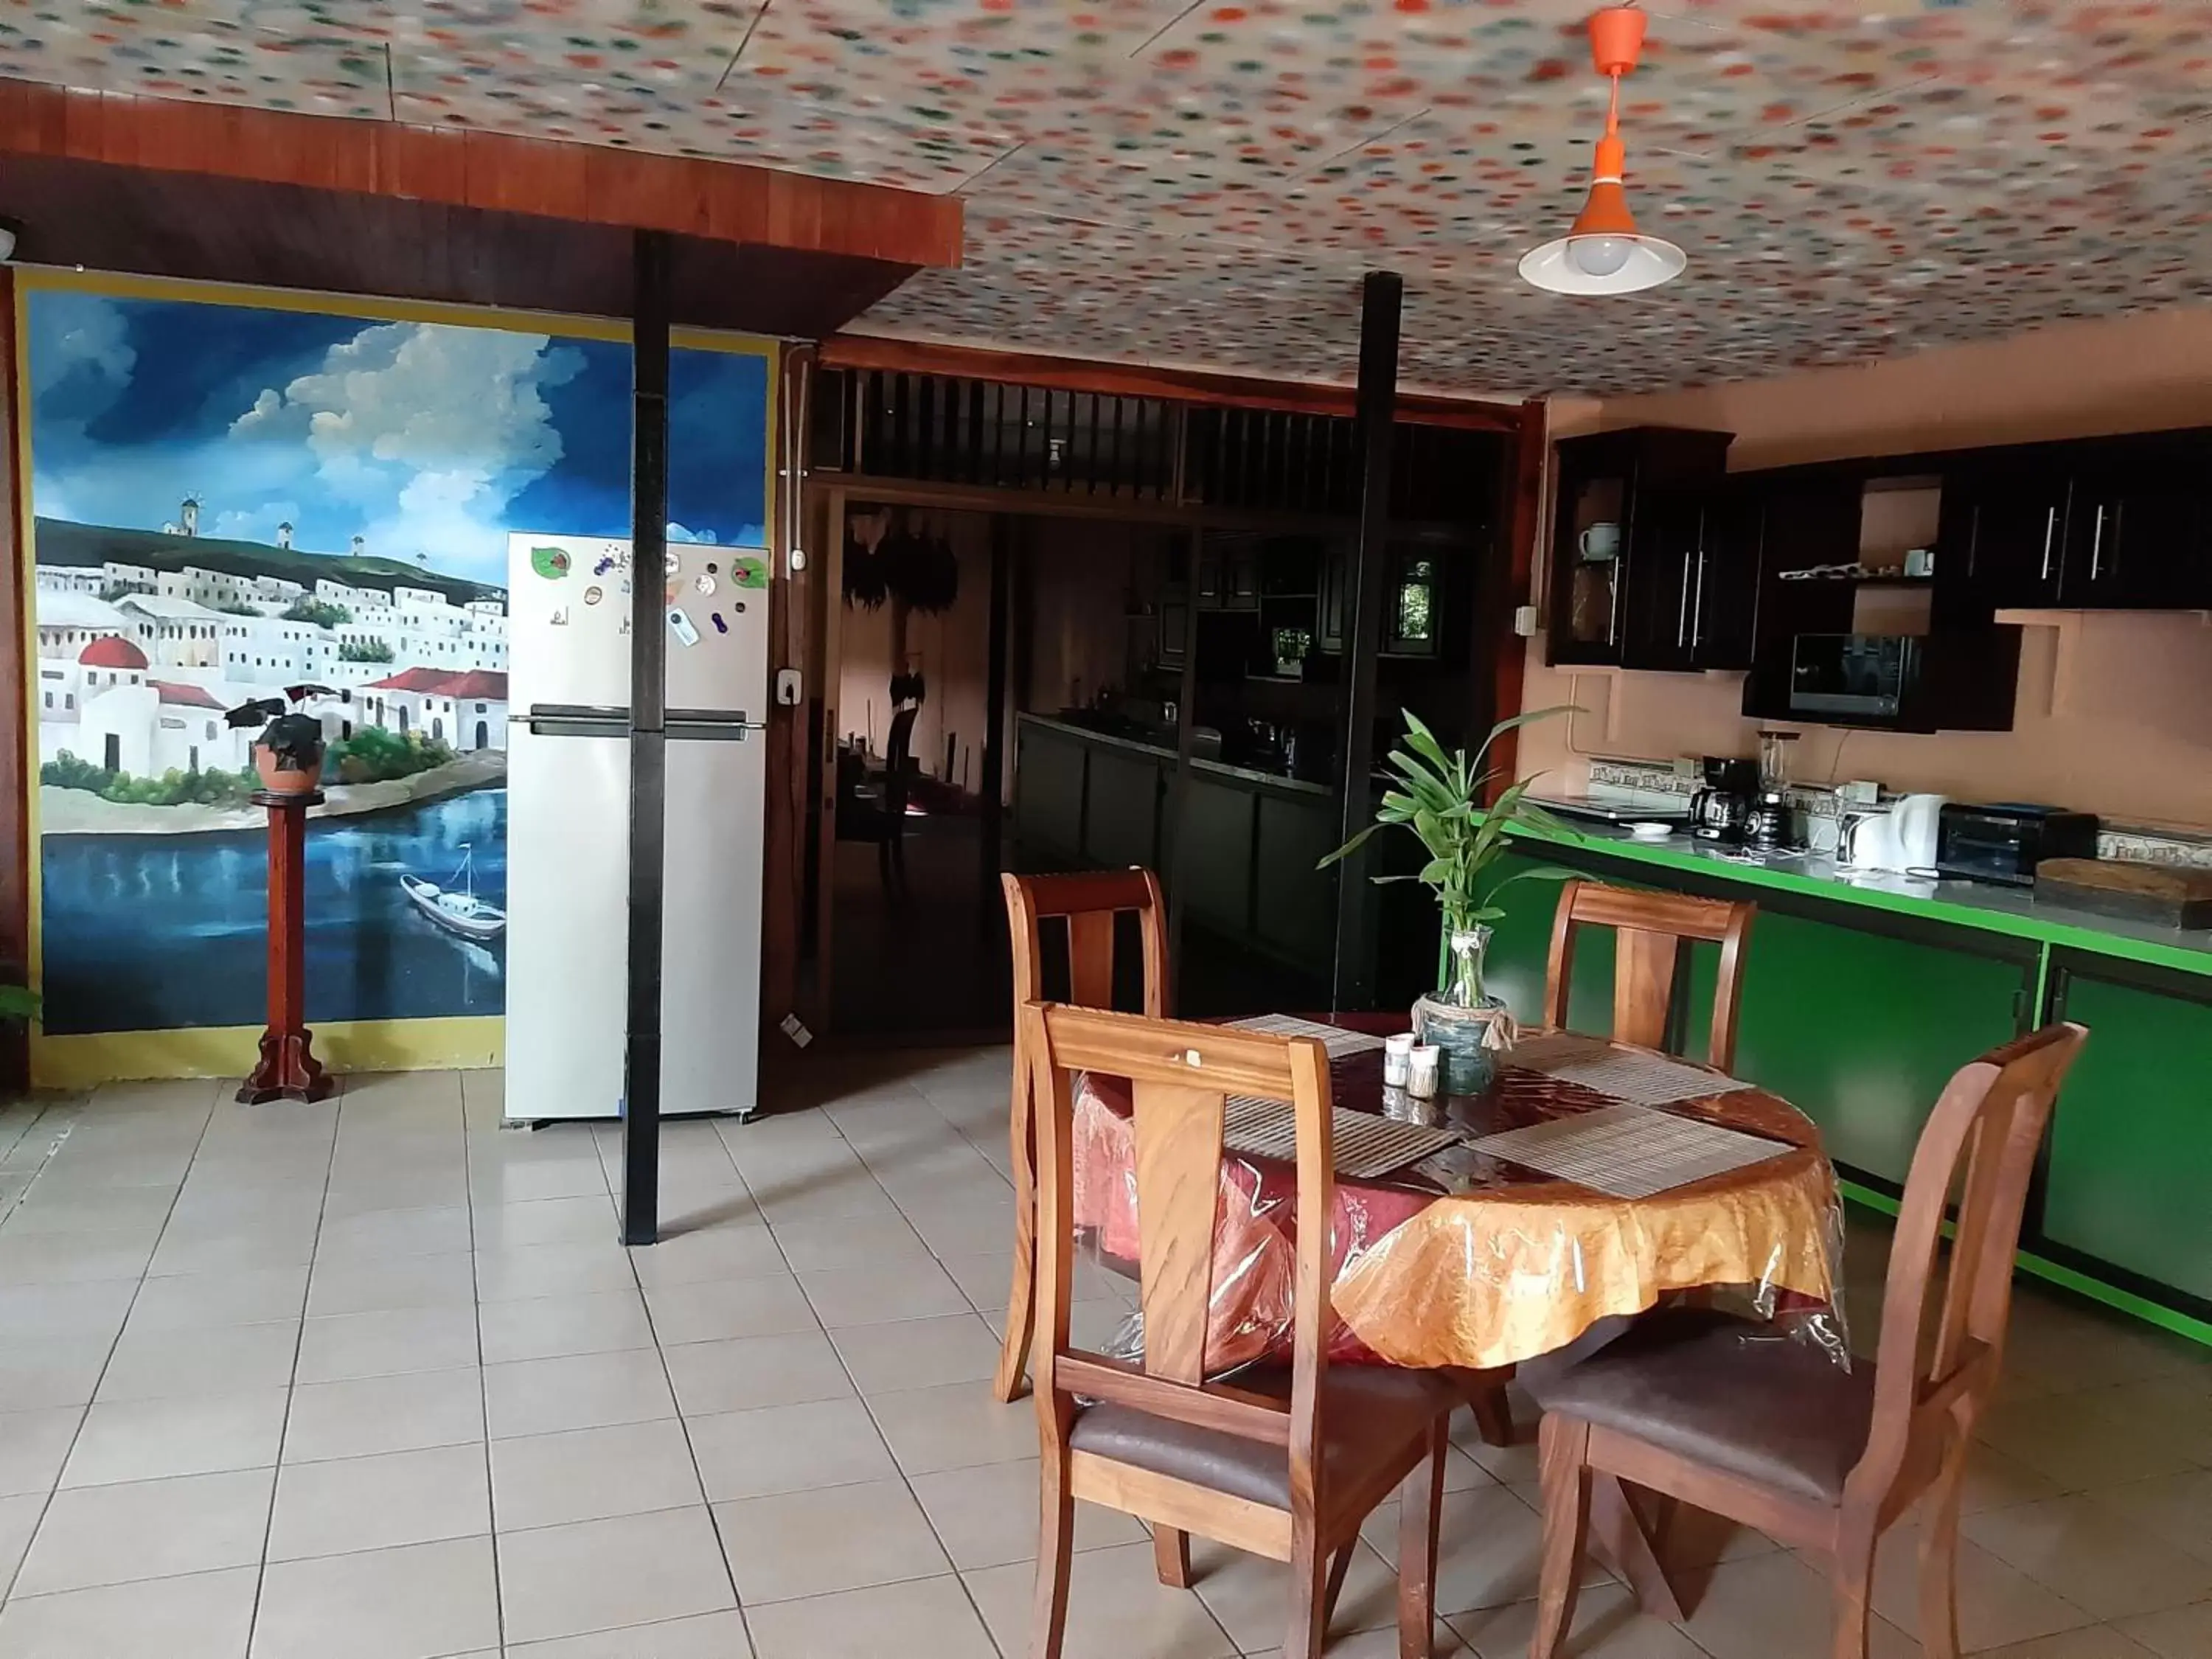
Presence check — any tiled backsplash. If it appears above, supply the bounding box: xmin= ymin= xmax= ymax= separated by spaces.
xmin=1583 ymin=758 xmax=2212 ymax=867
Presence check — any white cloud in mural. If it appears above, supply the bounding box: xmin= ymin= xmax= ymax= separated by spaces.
xmin=229 ymin=321 xmax=585 ymax=575
xmin=30 ymin=293 xmax=135 ymax=400
xmin=666 ymin=521 xmax=719 ymax=544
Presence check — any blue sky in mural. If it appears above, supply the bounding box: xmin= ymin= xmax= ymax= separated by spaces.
xmin=27 ymin=290 xmax=770 ymax=588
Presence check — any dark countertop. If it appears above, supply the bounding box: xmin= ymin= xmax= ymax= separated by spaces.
xmin=1517 ymin=818 xmax=2212 ymax=979
xmin=1018 ymin=712 xmax=1334 ymax=801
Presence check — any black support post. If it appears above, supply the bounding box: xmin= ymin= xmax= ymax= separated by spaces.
xmin=622 ymin=229 xmax=672 ymax=1248
xmin=1330 ymin=271 xmax=1402 ymax=1012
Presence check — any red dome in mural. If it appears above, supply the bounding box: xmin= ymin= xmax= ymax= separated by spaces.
xmin=78 ymin=634 xmax=149 ymax=670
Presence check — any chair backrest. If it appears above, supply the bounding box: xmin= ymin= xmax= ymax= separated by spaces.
xmin=1543 ymin=879 xmax=1757 ymax=1069
xmin=1851 ymin=1022 xmax=2088 ymax=1499
xmin=1001 ymin=869 xmax=1168 ymax=1018
xmin=1024 ymin=1003 xmax=1335 ymax=1513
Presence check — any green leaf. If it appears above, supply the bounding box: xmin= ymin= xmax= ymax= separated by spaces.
xmin=1470 ymin=703 xmax=1581 ymax=777
xmin=1399 ymin=709 xmax=1455 ymax=778
xmin=1418 ymin=856 xmax=1454 ymax=884
xmin=0 ymin=984 xmax=37 ymax=1020
xmin=1317 ymin=822 xmax=1382 ymax=869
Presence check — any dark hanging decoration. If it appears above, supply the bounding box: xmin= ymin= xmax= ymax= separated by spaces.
xmin=842 ymin=517 xmax=888 ymax=610
xmin=844 ymin=511 xmax=960 ymax=615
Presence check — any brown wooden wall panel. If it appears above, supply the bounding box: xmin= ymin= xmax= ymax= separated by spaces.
xmin=821 ymin=334 xmax=1523 ymax=431
xmin=0 ymin=78 xmax=961 ymax=271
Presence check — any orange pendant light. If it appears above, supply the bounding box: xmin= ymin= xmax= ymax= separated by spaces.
xmin=1519 ymin=5 xmax=1686 ymax=295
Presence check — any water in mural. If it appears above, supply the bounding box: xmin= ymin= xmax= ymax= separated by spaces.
xmin=27 ymin=282 xmax=768 ymax=1035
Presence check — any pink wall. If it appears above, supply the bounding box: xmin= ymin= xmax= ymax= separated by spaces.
xmin=1523 ymin=310 xmax=2212 ymax=831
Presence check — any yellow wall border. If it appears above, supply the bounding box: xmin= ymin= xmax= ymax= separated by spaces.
xmin=17 ymin=268 xmax=779 ymax=1088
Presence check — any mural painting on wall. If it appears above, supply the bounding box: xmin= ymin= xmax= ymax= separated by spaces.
xmin=27 ymin=282 xmax=770 ymax=1037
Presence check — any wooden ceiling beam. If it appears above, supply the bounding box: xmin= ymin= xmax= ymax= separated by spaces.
xmin=820 ymin=333 xmax=1523 ymax=431
xmin=0 ymin=79 xmax=961 ymax=271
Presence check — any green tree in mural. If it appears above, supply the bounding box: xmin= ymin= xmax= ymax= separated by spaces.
xmin=338 ymin=639 xmax=394 ymax=663
xmin=284 ymin=599 xmax=352 ymax=626
xmin=325 ymin=727 xmax=455 ymax=785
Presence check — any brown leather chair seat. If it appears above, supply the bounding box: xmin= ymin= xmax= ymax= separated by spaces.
xmin=1525 ymin=1309 xmax=1877 ymax=1504
xmin=1069 ymin=1363 xmax=1461 ymax=1511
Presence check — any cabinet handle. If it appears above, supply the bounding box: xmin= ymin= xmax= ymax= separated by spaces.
xmin=2089 ymin=503 xmax=2106 ymax=580
xmin=1676 ymin=549 xmax=1691 ymax=648
xmin=1690 ymin=544 xmax=1708 ymax=650
xmin=2039 ymin=504 xmax=2056 ymax=582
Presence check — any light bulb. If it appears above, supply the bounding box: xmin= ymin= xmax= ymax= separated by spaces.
xmin=1568 ymin=234 xmax=1634 ymax=278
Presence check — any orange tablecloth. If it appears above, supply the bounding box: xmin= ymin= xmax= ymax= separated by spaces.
xmin=1071 ymin=1020 xmax=1841 ymax=1374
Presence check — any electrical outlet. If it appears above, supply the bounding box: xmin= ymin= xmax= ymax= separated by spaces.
xmin=1513 ymin=604 xmax=1540 ymax=637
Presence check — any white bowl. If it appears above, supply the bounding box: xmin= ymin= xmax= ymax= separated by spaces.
xmin=1627 ymin=821 xmax=1674 ymax=841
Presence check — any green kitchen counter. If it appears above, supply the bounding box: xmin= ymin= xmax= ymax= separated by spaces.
xmin=1481 ymin=821 xmax=2212 ymax=1349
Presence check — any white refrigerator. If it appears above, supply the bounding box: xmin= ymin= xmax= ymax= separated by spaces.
xmin=503 ymin=532 xmax=771 ymax=1122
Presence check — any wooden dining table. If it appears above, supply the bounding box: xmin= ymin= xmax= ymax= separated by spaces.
xmin=1068 ymin=1010 xmax=1846 ymax=1617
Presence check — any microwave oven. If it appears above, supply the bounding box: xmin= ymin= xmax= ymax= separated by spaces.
xmin=1789 ymin=633 xmax=1919 ymax=720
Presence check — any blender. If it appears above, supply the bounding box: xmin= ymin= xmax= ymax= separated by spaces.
xmin=1747 ymin=730 xmax=1803 ymax=852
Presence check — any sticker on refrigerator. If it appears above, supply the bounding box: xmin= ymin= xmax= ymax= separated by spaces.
xmin=583 ymin=585 xmax=603 ymax=606
xmin=664 ymin=550 xmax=681 ymax=577
xmin=530 ymin=545 xmax=572 ymax=580
xmin=693 ymin=573 xmax=717 ymax=597
xmin=731 ymin=555 xmax=769 ymax=590
xmin=667 ymin=607 xmax=700 ymax=647
xmin=549 ymin=606 xmax=569 ymax=627
xmin=710 ymin=611 xmax=728 ymax=634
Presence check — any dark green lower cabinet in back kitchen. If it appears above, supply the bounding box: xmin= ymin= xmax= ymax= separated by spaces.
xmin=1728 ymin=913 xmax=2033 ymax=1189
xmin=2039 ymin=958 xmax=2212 ymax=1308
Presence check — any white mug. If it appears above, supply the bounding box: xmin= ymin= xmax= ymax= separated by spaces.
xmin=1579 ymin=522 xmax=1621 ymax=562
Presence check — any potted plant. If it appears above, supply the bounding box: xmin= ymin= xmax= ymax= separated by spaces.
xmin=1322 ymin=706 xmax=1581 ymax=1092
xmin=226 ymin=690 xmax=331 ymax=795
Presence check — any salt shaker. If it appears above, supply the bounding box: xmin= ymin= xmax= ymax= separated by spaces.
xmin=1382 ymin=1032 xmax=1415 ymax=1088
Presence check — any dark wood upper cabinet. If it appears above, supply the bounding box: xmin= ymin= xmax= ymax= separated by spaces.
xmin=1938 ymin=460 xmax=2071 ymax=612
xmin=2059 ymin=442 xmax=2208 ymax=608
xmin=1547 ymin=427 xmax=1734 ymax=669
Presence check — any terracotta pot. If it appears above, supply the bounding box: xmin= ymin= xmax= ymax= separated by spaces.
xmin=254 ymin=742 xmax=324 ymax=796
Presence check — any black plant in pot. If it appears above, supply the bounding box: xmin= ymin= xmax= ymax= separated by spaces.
xmin=227 ymin=687 xmax=333 ymax=793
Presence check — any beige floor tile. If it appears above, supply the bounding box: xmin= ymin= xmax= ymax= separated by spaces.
xmin=253 ymin=1535 xmax=501 ymax=1659
xmin=966 ymin=1538 xmax=1239 ymax=1659
xmin=1964 ymin=1493 xmax=2212 ymax=1621
xmin=2083 ymin=1375 xmax=2212 ymax=1466
xmin=1360 ymin=1484 xmax=1587 ymax=1617
xmin=1977 ymin=1629 xmax=2166 ymax=1658
xmin=484 ymin=1349 xmax=675 ymax=1440
xmin=714 ymin=1475 xmax=951 ymax=1604
xmin=296 ymin=1305 xmax=481 ymax=1385
xmin=306 ymin=1251 xmax=476 ymax=1317
xmin=661 ymin=1330 xmax=851 ymax=1416
xmin=1961 ymin=1444 xmax=2067 ymax=1516
xmin=471 ymin=1158 xmax=611 ymax=1208
xmin=495 ymin=1506 xmax=736 ymax=1646
xmin=0 ymin=1490 xmax=36 ymax=1595
xmin=147 ymin=1221 xmax=318 ymax=1278
xmin=831 ymin=1313 xmax=1002 ymax=1394
xmin=897 ymin=1200 xmax=1019 ymax=1262
xmin=1978 ymin=1387 xmax=2206 ymax=1493
xmin=94 ymin=1318 xmax=300 ymax=1403
xmin=767 ymin=1212 xmax=934 ymax=1273
xmin=746 ymin=1574 xmax=998 ymax=1659
xmin=752 ymin=1174 xmax=904 ymax=1227
xmin=686 ymin=1397 xmax=899 ymax=1500
xmin=908 ymin=1459 xmax=1147 ymax=1571
xmin=283 ymin=1367 xmax=485 ymax=1464
xmin=1677 ymin=1551 xmax=1919 ymax=1659
xmin=13 ymin=1468 xmax=272 ymax=1596
xmin=313 ymin=1203 xmax=473 ymax=1265
xmin=1245 ymin=1627 xmax=1468 ymax=1659
xmin=0 ymin=1281 xmax=138 ymax=1344
xmin=799 ymin=1259 xmax=970 ymax=1329
xmin=0 ymin=1338 xmax=112 ymax=1413
xmin=472 ymin=1195 xmax=617 ymax=1251
xmin=865 ymin=1380 xmax=1035 ymax=1477
xmin=642 ymin=1276 xmax=818 ymax=1346
xmin=2116 ymin=1601 xmax=2212 ymax=1658
xmin=1857 ymin=1512 xmax=2096 ymax=1652
xmin=490 ymin=1419 xmax=702 ymax=1531
xmin=0 ymin=1565 xmax=258 ymax=1659
xmin=61 ymin=1386 xmax=289 ymax=1489
xmin=473 ymin=1240 xmax=639 ymax=1304
xmin=625 ymin=1223 xmax=788 ymax=1287
xmin=1450 ymin=1585 xmax=1706 ymax=1658
xmin=1188 ymin=1535 xmax=1408 ymax=1649
xmin=479 ymin=1290 xmax=654 ymax=1365
xmin=122 ymin=1265 xmax=309 ymax=1333
xmin=507 ymin=1609 xmax=754 ymax=1659
xmin=0 ymin=1407 xmax=86 ymax=1498
xmin=267 ymin=1442 xmax=490 ymax=1561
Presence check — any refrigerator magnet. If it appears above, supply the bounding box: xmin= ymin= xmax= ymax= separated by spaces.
xmin=583 ymin=585 xmax=603 ymax=606
xmin=732 ymin=556 xmax=769 ymax=589
xmin=530 ymin=545 xmax=572 ymax=580
xmin=694 ymin=573 xmax=717 ymax=597
xmin=711 ymin=611 xmax=728 ymax=634
xmin=667 ymin=607 xmax=701 ymax=647
xmin=664 ymin=550 xmax=681 ymax=576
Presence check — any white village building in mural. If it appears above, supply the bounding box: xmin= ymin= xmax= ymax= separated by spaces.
xmin=35 ymin=498 xmax=507 ymax=778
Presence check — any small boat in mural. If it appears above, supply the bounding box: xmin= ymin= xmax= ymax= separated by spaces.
xmin=400 ymin=845 xmax=507 ymax=942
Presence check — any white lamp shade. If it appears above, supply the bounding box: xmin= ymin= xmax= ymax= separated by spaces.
xmin=1518 ymin=232 xmax=1686 ymax=295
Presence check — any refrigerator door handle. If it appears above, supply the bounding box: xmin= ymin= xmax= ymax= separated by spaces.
xmin=664 ymin=712 xmax=767 ymax=742
xmin=526 ymin=702 xmax=630 ymax=737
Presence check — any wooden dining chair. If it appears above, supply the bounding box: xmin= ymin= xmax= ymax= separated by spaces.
xmin=1024 ymin=1002 xmax=1460 ymax=1659
xmin=1526 ymin=1021 xmax=2090 ymax=1659
xmin=1544 ymin=879 xmax=1758 ymax=1071
xmin=994 ymin=869 xmax=1169 ymax=1404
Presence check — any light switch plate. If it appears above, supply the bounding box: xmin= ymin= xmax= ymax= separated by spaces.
xmin=775 ymin=667 xmax=803 ymax=706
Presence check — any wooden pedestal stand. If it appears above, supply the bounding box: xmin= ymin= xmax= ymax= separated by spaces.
xmin=238 ymin=788 xmax=332 ymax=1105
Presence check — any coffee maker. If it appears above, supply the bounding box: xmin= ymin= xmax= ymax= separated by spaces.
xmin=1689 ymin=757 xmax=1759 ymax=844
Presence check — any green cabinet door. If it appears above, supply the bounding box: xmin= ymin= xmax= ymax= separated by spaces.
xmin=1732 ymin=912 xmax=2030 ymax=1187
xmin=2042 ymin=970 xmax=2212 ymax=1304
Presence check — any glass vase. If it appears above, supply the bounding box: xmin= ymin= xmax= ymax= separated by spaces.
xmin=1443 ymin=925 xmax=1492 ymax=1008
xmin=1413 ymin=924 xmax=1514 ymax=1094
